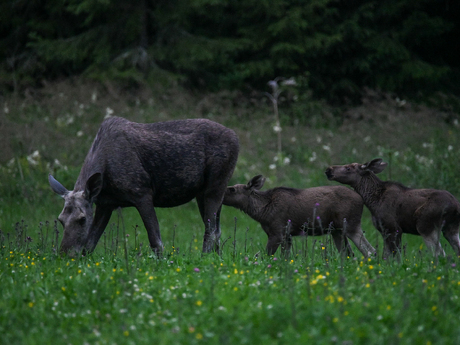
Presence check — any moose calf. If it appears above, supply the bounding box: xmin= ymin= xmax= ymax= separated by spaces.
xmin=223 ymin=175 xmax=375 ymax=257
xmin=326 ymin=158 xmax=460 ymax=257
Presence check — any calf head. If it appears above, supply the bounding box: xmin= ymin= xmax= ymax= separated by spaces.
xmin=48 ymin=173 xmax=103 ymax=256
xmin=325 ymin=158 xmax=387 ymax=185
xmin=223 ymin=175 xmax=266 ymax=208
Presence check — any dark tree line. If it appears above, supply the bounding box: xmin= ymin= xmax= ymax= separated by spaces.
xmin=1 ymin=0 xmax=459 ymax=103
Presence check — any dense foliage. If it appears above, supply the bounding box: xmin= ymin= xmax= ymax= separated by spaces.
xmin=1 ymin=0 xmax=459 ymax=102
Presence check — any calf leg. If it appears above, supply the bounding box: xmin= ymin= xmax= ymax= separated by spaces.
xmin=345 ymin=228 xmax=376 ymax=258
xmin=442 ymin=224 xmax=460 ymax=257
xmin=135 ymin=196 xmax=163 ymax=256
xmin=421 ymin=234 xmax=445 ymax=257
xmin=331 ymin=232 xmax=354 ymax=257
xmin=420 ymin=232 xmax=445 ymax=257
xmin=417 ymin=220 xmax=446 ymax=257
xmin=380 ymin=229 xmax=402 ymax=258
xmin=280 ymin=235 xmax=293 ymax=257
xmin=266 ymin=235 xmax=283 ymax=256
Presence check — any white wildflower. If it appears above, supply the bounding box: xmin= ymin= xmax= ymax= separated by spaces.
xmin=396 ymin=97 xmax=406 ymax=107
xmin=448 ymin=145 xmax=453 ymax=151
xmin=268 ymin=80 xmax=278 ymax=89
xmin=309 ymin=152 xmax=317 ymax=162
xmin=27 ymin=150 xmax=40 ymax=166
xmin=281 ymin=77 xmax=296 ymax=86
xmin=105 ymin=107 xmax=114 ymax=118
xmin=269 ymin=164 xmax=276 ymax=170
xmin=77 ymin=130 xmax=84 ymax=137
xmin=322 ymin=145 xmax=331 ymax=152
xmin=283 ymin=157 xmax=290 ymax=165
xmin=57 ymin=114 xmax=74 ymax=126
xmin=273 ymin=125 xmax=282 ymax=133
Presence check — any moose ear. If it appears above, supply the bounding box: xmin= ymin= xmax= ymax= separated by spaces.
xmin=85 ymin=173 xmax=103 ymax=202
xmin=247 ymin=175 xmax=265 ymax=190
xmin=361 ymin=158 xmax=388 ymax=174
xmin=49 ymin=174 xmax=69 ymax=197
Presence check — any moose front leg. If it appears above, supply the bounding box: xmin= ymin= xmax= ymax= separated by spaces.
xmin=346 ymin=229 xmax=376 ymax=258
xmin=84 ymin=205 xmax=114 ymax=254
xmin=136 ymin=196 xmax=163 ymax=256
xmin=266 ymin=235 xmax=283 ymax=256
xmin=382 ymin=230 xmax=402 ymax=258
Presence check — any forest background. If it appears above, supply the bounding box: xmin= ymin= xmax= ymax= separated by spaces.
xmin=1 ymin=0 xmax=459 ymax=105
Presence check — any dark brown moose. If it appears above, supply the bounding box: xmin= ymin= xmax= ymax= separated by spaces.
xmin=326 ymin=158 xmax=460 ymax=257
xmin=223 ymin=175 xmax=376 ymax=257
xmin=49 ymin=116 xmax=239 ymax=256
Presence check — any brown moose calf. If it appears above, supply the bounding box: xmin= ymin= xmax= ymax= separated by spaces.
xmin=223 ymin=175 xmax=375 ymax=257
xmin=326 ymin=158 xmax=460 ymax=257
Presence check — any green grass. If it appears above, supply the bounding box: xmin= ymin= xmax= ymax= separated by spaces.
xmin=2 ymin=227 xmax=460 ymax=345
xmin=2 ymin=82 xmax=460 ymax=344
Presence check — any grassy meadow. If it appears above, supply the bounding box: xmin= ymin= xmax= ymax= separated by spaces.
xmin=1 ymin=82 xmax=460 ymax=344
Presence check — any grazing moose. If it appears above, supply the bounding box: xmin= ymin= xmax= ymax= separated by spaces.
xmin=49 ymin=116 xmax=239 ymax=257
xmin=223 ymin=175 xmax=376 ymax=257
xmin=325 ymin=158 xmax=460 ymax=257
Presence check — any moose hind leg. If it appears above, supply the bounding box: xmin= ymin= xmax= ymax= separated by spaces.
xmin=197 ymin=193 xmax=223 ymax=253
xmin=418 ymin=220 xmax=446 ymax=257
xmin=420 ymin=232 xmax=445 ymax=257
xmin=331 ymin=232 xmax=354 ymax=257
xmin=441 ymin=222 xmax=460 ymax=256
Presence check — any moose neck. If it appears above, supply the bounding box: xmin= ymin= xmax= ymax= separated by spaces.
xmin=240 ymin=190 xmax=271 ymax=223
xmin=74 ymin=156 xmax=104 ymax=193
xmin=352 ymin=173 xmax=385 ymax=212
xmin=74 ymin=125 xmax=107 ymax=192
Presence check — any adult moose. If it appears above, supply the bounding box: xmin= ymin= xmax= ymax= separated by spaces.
xmin=49 ymin=116 xmax=239 ymax=257
xmin=223 ymin=175 xmax=376 ymax=257
xmin=326 ymin=158 xmax=460 ymax=257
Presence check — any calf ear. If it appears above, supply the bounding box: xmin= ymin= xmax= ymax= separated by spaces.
xmin=85 ymin=173 xmax=103 ymax=202
xmin=362 ymin=158 xmax=388 ymax=174
xmin=49 ymin=174 xmax=69 ymax=197
xmin=247 ymin=175 xmax=265 ymax=190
